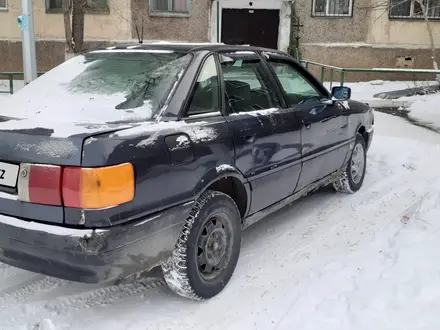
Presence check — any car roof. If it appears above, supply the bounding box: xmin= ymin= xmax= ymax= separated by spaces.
xmin=94 ymin=42 xmax=288 ymax=56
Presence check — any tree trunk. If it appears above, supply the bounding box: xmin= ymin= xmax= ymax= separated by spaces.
xmin=72 ymin=0 xmax=86 ymax=54
xmin=63 ymin=0 xmax=74 ymax=61
xmin=416 ymin=0 xmax=440 ymax=83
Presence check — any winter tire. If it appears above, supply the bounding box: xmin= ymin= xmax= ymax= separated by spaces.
xmin=161 ymin=190 xmax=242 ymax=300
xmin=333 ymin=133 xmax=367 ymax=194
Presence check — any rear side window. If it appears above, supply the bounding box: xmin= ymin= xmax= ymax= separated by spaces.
xmin=219 ymin=52 xmax=281 ymax=113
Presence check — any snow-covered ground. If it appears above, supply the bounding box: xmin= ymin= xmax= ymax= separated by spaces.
xmin=325 ymin=80 xmax=440 ymax=133
xmin=0 ymin=104 xmax=439 ymax=329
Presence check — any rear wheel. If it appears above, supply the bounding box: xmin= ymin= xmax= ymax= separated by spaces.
xmin=161 ymin=190 xmax=241 ymax=300
xmin=333 ymin=133 xmax=367 ymax=194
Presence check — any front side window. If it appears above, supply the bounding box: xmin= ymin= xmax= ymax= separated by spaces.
xmin=312 ymin=0 xmax=353 ymax=17
xmin=186 ymin=55 xmax=220 ymax=116
xmin=390 ymin=0 xmax=440 ymax=19
xmin=219 ymin=52 xmax=281 ymax=113
xmin=0 ymin=51 xmax=192 ymax=124
xmin=150 ymin=0 xmax=189 ymax=14
xmin=268 ymin=60 xmax=322 ymax=106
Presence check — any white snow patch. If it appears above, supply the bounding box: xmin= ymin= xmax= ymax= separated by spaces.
xmin=37 ymin=319 xmax=56 ymax=330
xmin=118 ymin=121 xmax=218 ymax=143
xmin=304 ymin=41 xmax=438 ymax=49
xmin=340 ymin=100 xmax=350 ymax=109
xmin=170 ymin=135 xmax=191 ymax=151
xmin=324 ymin=80 xmax=438 ymax=102
xmin=136 ymin=133 xmax=160 ymax=148
xmin=151 ymin=41 xmax=224 ymax=46
xmin=230 ymin=107 xmax=279 ymax=117
xmin=407 ymin=93 xmax=440 ymax=132
xmin=231 ymin=51 xmax=255 ymax=55
xmin=216 ymin=164 xmax=235 ymax=173
xmin=15 ymin=140 xmax=78 ymax=158
xmin=90 ymin=49 xmax=174 ymax=54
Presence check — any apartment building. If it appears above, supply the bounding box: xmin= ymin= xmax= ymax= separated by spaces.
xmin=0 ymin=0 xmax=439 ymax=80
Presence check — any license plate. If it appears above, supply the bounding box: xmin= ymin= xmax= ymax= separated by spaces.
xmin=0 ymin=162 xmax=19 ymax=188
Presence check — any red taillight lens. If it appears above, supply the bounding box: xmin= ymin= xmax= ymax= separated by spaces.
xmin=18 ymin=164 xmax=63 ymax=206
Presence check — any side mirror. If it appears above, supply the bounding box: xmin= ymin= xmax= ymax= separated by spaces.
xmin=331 ymin=86 xmax=351 ymax=100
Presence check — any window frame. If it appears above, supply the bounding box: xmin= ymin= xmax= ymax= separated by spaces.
xmin=182 ymin=53 xmax=222 ymax=119
xmin=149 ymin=0 xmax=191 ymax=17
xmin=45 ymin=0 xmax=109 ymax=14
xmin=261 ymin=52 xmax=330 ymax=108
xmin=311 ymin=0 xmax=354 ymax=18
xmin=389 ymin=0 xmax=440 ymax=20
xmin=0 ymin=0 xmax=7 ymax=11
xmin=217 ymin=51 xmax=286 ymax=115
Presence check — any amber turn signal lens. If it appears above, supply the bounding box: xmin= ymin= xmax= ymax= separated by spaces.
xmin=63 ymin=163 xmax=135 ymax=209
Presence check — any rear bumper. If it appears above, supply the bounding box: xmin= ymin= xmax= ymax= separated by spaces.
xmin=0 ymin=202 xmax=192 ymax=283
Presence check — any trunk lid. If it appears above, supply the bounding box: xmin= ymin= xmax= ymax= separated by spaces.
xmin=0 ymin=116 xmax=133 ymax=225
xmin=0 ymin=115 xmax=133 ymax=166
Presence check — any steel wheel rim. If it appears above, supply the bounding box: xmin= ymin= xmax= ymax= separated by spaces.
xmin=196 ymin=213 xmax=233 ymax=281
xmin=351 ymin=143 xmax=365 ymax=184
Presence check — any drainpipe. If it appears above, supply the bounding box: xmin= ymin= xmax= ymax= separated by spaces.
xmin=216 ymin=1 xmax=220 ymax=43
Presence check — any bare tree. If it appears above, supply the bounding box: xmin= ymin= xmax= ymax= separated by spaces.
xmin=363 ymin=0 xmax=440 ymax=82
xmin=63 ymin=0 xmax=86 ymax=60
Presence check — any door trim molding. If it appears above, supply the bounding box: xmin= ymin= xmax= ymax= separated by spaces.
xmin=209 ymin=0 xmax=292 ymax=52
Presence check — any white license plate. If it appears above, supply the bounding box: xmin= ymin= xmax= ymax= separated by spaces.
xmin=0 ymin=162 xmax=19 ymax=188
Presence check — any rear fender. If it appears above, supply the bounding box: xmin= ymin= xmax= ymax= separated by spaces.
xmin=194 ymin=165 xmax=251 ymax=216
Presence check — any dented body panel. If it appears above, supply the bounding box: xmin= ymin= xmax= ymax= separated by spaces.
xmin=0 ymin=201 xmax=191 ymax=283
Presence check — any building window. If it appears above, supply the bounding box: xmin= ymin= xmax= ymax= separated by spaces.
xmin=312 ymin=0 xmax=353 ymax=17
xmin=390 ymin=0 xmax=440 ymax=19
xmin=86 ymin=0 xmax=109 ymax=11
xmin=47 ymin=0 xmax=62 ymax=10
xmin=0 ymin=0 xmax=7 ymax=9
xmin=150 ymin=0 xmax=190 ymax=16
xmin=47 ymin=0 xmax=108 ymax=12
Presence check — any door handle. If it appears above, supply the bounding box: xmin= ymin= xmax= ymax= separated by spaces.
xmin=242 ymin=134 xmax=256 ymax=143
xmin=302 ymin=120 xmax=311 ymax=130
xmin=240 ymin=129 xmax=256 ymax=143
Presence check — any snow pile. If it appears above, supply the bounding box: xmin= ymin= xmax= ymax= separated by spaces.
xmin=407 ymin=93 xmax=440 ymax=132
xmin=324 ymin=80 xmax=435 ymax=101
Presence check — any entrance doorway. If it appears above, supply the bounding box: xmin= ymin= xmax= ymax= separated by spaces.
xmin=221 ymin=8 xmax=280 ymax=49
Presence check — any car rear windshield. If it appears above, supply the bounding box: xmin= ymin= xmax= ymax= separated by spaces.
xmin=0 ymin=50 xmax=192 ymax=124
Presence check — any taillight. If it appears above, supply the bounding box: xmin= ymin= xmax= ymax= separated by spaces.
xmin=18 ymin=164 xmax=63 ymax=206
xmin=18 ymin=163 xmax=134 ymax=209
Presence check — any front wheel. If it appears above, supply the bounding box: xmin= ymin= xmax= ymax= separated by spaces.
xmin=161 ymin=190 xmax=242 ymax=300
xmin=333 ymin=133 xmax=367 ymax=194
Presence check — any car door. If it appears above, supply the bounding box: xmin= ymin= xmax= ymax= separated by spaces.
xmin=219 ymin=51 xmax=302 ymax=214
xmin=263 ymin=53 xmax=350 ymax=191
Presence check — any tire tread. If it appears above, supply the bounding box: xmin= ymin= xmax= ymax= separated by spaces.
xmin=161 ymin=190 xmax=239 ymax=300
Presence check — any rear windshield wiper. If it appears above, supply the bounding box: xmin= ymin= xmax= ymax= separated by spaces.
xmin=115 ymin=76 xmax=158 ymax=110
